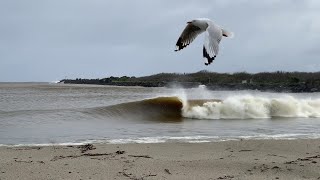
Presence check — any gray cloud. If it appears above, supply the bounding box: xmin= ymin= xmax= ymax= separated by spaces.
xmin=0 ymin=0 xmax=320 ymax=81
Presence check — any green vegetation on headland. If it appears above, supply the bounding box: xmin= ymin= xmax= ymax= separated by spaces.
xmin=60 ymin=71 xmax=320 ymax=92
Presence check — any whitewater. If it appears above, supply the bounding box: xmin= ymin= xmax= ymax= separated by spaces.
xmin=183 ymin=95 xmax=320 ymax=119
xmin=1 ymin=83 xmax=320 ymax=145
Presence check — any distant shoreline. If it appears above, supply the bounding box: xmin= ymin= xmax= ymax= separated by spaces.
xmin=60 ymin=71 xmax=320 ymax=93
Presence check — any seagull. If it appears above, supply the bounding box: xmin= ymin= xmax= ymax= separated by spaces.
xmin=175 ymin=18 xmax=233 ymax=66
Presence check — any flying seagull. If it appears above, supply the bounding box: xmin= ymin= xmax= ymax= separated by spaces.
xmin=175 ymin=18 xmax=233 ymax=65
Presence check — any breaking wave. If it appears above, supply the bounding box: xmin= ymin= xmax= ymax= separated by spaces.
xmin=88 ymin=94 xmax=320 ymax=120
xmin=183 ymin=95 xmax=320 ymax=119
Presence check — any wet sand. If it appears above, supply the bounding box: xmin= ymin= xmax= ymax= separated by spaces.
xmin=1 ymin=139 xmax=320 ymax=180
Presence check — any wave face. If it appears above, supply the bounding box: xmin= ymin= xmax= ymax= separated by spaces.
xmin=88 ymin=97 xmax=184 ymax=122
xmin=183 ymin=95 xmax=320 ymax=119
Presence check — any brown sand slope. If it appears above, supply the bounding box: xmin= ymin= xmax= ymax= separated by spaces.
xmin=1 ymin=139 xmax=320 ymax=180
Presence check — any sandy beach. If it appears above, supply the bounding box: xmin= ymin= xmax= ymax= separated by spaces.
xmin=0 ymin=139 xmax=319 ymax=180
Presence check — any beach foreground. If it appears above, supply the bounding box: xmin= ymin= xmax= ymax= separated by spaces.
xmin=1 ymin=139 xmax=320 ymax=180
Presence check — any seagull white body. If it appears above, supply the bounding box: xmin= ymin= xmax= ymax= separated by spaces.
xmin=175 ymin=18 xmax=233 ymax=66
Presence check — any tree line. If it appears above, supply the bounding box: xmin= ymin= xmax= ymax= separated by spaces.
xmin=60 ymin=71 xmax=320 ymax=92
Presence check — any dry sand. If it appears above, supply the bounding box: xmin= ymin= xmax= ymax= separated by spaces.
xmin=1 ymin=139 xmax=320 ymax=180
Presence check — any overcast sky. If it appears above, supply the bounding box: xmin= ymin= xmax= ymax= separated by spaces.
xmin=1 ymin=0 xmax=320 ymax=82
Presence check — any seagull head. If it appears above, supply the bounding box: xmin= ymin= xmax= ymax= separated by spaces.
xmin=188 ymin=18 xmax=212 ymax=25
xmin=187 ymin=19 xmax=205 ymax=25
xmin=187 ymin=19 xmax=208 ymax=30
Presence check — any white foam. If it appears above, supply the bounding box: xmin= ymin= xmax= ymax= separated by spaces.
xmin=106 ymin=136 xmax=219 ymax=144
xmin=2 ymin=133 xmax=320 ymax=146
xmin=182 ymin=94 xmax=320 ymax=119
xmin=108 ymin=137 xmax=167 ymax=144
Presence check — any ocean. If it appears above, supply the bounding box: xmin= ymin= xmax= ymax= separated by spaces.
xmin=1 ymin=83 xmax=320 ymax=146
